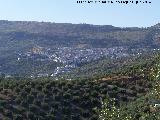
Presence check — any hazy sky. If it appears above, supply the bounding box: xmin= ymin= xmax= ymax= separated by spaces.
xmin=0 ymin=0 xmax=159 ymax=27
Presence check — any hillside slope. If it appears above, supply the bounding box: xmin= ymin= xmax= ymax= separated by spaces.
xmin=0 ymin=20 xmax=160 ymax=49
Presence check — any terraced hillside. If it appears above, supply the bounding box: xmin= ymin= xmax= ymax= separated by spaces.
xmin=0 ymin=54 xmax=156 ymax=120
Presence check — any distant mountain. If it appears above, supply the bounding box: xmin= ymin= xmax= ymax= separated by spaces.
xmin=0 ymin=20 xmax=160 ymax=49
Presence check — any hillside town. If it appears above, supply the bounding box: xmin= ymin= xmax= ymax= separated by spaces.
xmin=9 ymin=46 xmax=158 ymax=78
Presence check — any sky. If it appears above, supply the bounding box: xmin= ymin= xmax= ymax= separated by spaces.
xmin=0 ymin=0 xmax=159 ymax=27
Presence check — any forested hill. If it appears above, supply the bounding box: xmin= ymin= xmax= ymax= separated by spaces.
xmin=0 ymin=20 xmax=160 ymax=49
